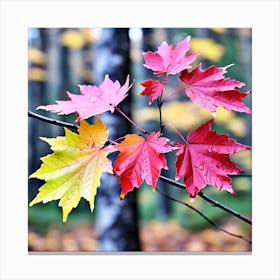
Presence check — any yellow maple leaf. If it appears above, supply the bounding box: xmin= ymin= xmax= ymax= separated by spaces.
xmin=29 ymin=116 xmax=114 ymax=222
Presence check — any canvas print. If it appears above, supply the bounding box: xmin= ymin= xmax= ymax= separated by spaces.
xmin=28 ymin=28 xmax=252 ymax=252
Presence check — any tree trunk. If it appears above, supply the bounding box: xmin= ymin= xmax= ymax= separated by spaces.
xmin=94 ymin=28 xmax=141 ymax=251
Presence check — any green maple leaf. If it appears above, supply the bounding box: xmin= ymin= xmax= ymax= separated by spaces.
xmin=29 ymin=116 xmax=114 ymax=222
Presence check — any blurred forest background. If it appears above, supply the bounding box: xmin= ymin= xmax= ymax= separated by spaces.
xmin=28 ymin=28 xmax=252 ymax=252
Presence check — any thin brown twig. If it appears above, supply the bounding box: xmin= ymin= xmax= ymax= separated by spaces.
xmin=28 ymin=111 xmax=78 ymax=130
xmin=155 ymin=187 xmax=252 ymax=244
xmin=158 ymin=175 xmax=252 ymax=225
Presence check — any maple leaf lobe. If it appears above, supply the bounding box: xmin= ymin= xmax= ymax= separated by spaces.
xmin=140 ymin=79 xmax=165 ymax=104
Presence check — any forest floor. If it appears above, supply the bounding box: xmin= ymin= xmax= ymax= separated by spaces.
xmin=28 ymin=219 xmax=251 ymax=252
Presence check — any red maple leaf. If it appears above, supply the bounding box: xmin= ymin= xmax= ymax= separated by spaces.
xmin=140 ymin=79 xmax=165 ymax=104
xmin=37 ymin=75 xmax=132 ymax=120
xmin=113 ymin=132 xmax=173 ymax=198
xmin=179 ymin=64 xmax=252 ymax=115
xmin=174 ymin=119 xmax=251 ymax=198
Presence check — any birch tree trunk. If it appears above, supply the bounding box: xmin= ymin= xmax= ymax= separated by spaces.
xmin=94 ymin=28 xmax=141 ymax=251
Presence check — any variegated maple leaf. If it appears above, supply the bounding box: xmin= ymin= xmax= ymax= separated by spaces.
xmin=29 ymin=116 xmax=114 ymax=222
xmin=175 ymin=119 xmax=250 ymax=198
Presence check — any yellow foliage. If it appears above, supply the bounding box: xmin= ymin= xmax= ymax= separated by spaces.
xmin=191 ymin=38 xmax=224 ymax=62
xmin=134 ymin=101 xmax=249 ymax=137
xmin=28 ymin=47 xmax=47 ymax=65
xmin=209 ymin=28 xmax=227 ymax=34
xmin=226 ymin=117 xmax=247 ymax=138
xmin=231 ymin=150 xmax=252 ymax=171
xmin=133 ymin=107 xmax=157 ymax=123
xmin=28 ymin=67 xmax=47 ymax=81
xmin=60 ymin=29 xmax=95 ymax=49
xmin=61 ymin=30 xmax=86 ymax=49
xmin=215 ymin=107 xmax=235 ymax=123
xmin=134 ymin=101 xmax=210 ymax=131
xmin=233 ymin=177 xmax=251 ymax=191
xmin=161 ymin=101 xmax=209 ymax=130
xmin=201 ymin=107 xmax=248 ymax=137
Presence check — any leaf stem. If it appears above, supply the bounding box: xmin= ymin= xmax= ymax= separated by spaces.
xmin=161 ymin=122 xmax=188 ymax=144
xmin=112 ymin=135 xmax=126 ymax=144
xmin=114 ymin=106 xmax=148 ymax=135
xmin=161 ymin=86 xmax=186 ymax=103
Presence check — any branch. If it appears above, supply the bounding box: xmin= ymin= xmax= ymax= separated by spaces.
xmin=28 ymin=110 xmax=252 ymax=226
xmin=155 ymin=188 xmax=252 ymax=244
xmin=28 ymin=111 xmax=78 ymax=130
xmin=159 ymin=175 xmax=252 ymax=225
xmin=28 ymin=111 xmax=116 ymax=146
xmin=157 ymin=98 xmax=163 ymax=134
xmin=197 ymin=191 xmax=252 ymax=224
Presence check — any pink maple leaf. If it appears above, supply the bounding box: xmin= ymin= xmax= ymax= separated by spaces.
xmin=175 ymin=119 xmax=251 ymax=198
xmin=113 ymin=132 xmax=173 ymax=198
xmin=140 ymin=79 xmax=165 ymax=104
xmin=143 ymin=36 xmax=199 ymax=76
xmin=179 ymin=64 xmax=252 ymax=115
xmin=37 ymin=75 xmax=132 ymax=120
